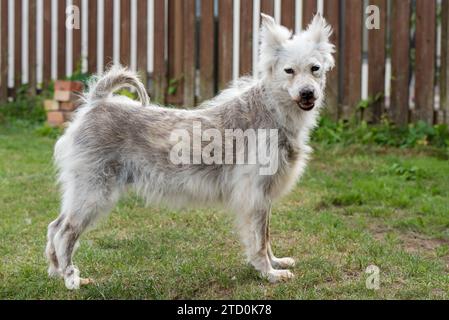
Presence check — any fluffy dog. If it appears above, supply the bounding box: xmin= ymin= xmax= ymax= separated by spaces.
xmin=46 ymin=14 xmax=335 ymax=290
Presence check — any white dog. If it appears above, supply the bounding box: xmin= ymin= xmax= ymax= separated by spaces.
xmin=46 ymin=14 xmax=335 ymax=290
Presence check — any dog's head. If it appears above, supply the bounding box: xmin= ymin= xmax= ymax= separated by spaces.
xmin=259 ymin=14 xmax=335 ymax=111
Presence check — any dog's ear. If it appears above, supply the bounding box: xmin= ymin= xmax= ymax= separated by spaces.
xmin=259 ymin=14 xmax=292 ymax=75
xmin=305 ymin=14 xmax=335 ymax=71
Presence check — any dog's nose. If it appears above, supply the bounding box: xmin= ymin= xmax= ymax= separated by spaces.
xmin=300 ymin=90 xmax=315 ymax=101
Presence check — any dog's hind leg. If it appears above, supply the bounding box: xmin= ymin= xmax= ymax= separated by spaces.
xmin=45 ymin=214 xmax=66 ymax=277
xmin=266 ymin=208 xmax=295 ymax=269
xmin=238 ymin=204 xmax=294 ymax=283
xmin=53 ymin=184 xmax=119 ymax=290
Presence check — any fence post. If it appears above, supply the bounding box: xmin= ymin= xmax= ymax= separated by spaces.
xmin=104 ymin=0 xmax=114 ymax=68
xmin=29 ymin=0 xmax=37 ymax=96
xmin=323 ymin=0 xmax=340 ymax=121
xmin=441 ymin=0 xmax=449 ymax=125
xmin=88 ymin=0 xmax=98 ymax=74
xmin=414 ymin=0 xmax=436 ymax=125
xmin=153 ymin=0 xmax=167 ymax=103
xmin=367 ymin=0 xmax=387 ymax=123
xmin=120 ymin=0 xmax=131 ymax=67
xmin=281 ymin=0 xmax=295 ymax=31
xmin=137 ymin=0 xmax=148 ymax=88
xmin=73 ymin=0 xmax=82 ymax=73
xmin=0 ymin=0 xmax=8 ymax=102
xmin=199 ymin=0 xmax=215 ymax=102
xmin=58 ymin=0 xmax=67 ymax=78
xmin=240 ymin=0 xmax=253 ymax=76
xmin=341 ymin=0 xmax=362 ymax=119
xmin=183 ymin=0 xmax=196 ymax=107
xmin=14 ymin=0 xmax=22 ymax=92
xmin=260 ymin=0 xmax=274 ymax=16
xmin=302 ymin=0 xmax=317 ymax=28
xmin=43 ymin=0 xmax=52 ymax=85
xmin=218 ymin=0 xmax=233 ymax=90
xmin=390 ymin=0 xmax=411 ymax=126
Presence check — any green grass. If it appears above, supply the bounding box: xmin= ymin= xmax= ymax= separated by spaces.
xmin=0 ymin=126 xmax=448 ymax=300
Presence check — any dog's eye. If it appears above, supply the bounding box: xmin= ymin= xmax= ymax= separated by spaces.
xmin=311 ymin=66 xmax=320 ymax=73
xmin=284 ymin=68 xmax=295 ymax=75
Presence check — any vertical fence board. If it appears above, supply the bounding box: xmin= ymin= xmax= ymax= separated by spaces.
xmin=302 ymin=0 xmax=317 ymax=28
xmin=441 ymin=0 xmax=449 ymax=124
xmin=183 ymin=0 xmax=196 ymax=107
xmin=367 ymin=0 xmax=386 ymax=123
xmin=0 ymin=0 xmax=8 ymax=101
xmin=260 ymin=0 xmax=274 ymax=16
xmin=137 ymin=0 xmax=147 ymax=86
xmin=43 ymin=0 xmax=52 ymax=84
xmin=323 ymin=0 xmax=340 ymax=120
xmin=29 ymin=0 xmax=37 ymax=95
xmin=104 ymin=0 xmax=114 ymax=67
xmin=58 ymin=0 xmax=66 ymax=78
xmin=73 ymin=0 xmax=82 ymax=72
xmin=153 ymin=0 xmax=166 ymax=103
xmin=88 ymin=0 xmax=97 ymax=74
xmin=218 ymin=0 xmax=233 ymax=90
xmin=390 ymin=0 xmax=411 ymax=126
xmin=199 ymin=0 xmax=215 ymax=102
xmin=120 ymin=0 xmax=130 ymax=66
xmin=281 ymin=0 xmax=295 ymax=31
xmin=14 ymin=0 xmax=22 ymax=90
xmin=240 ymin=0 xmax=253 ymax=76
xmin=414 ymin=0 xmax=436 ymax=124
xmin=341 ymin=0 xmax=362 ymax=119
xmin=167 ymin=0 xmax=184 ymax=105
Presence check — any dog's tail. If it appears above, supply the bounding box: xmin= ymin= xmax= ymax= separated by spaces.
xmin=86 ymin=65 xmax=150 ymax=106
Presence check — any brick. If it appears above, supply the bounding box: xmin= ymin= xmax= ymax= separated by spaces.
xmin=44 ymin=100 xmax=59 ymax=111
xmin=54 ymin=90 xmax=79 ymax=102
xmin=54 ymin=80 xmax=84 ymax=92
xmin=47 ymin=111 xmax=73 ymax=127
xmin=60 ymin=101 xmax=78 ymax=111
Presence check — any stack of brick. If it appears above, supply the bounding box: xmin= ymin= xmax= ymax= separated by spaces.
xmin=44 ymin=80 xmax=84 ymax=127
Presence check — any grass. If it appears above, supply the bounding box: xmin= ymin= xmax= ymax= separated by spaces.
xmin=0 ymin=126 xmax=448 ymax=300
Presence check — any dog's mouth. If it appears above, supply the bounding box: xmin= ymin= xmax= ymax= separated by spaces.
xmin=296 ymin=101 xmax=315 ymax=111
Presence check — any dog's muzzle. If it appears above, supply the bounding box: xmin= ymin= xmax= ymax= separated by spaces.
xmin=296 ymin=89 xmax=316 ymax=111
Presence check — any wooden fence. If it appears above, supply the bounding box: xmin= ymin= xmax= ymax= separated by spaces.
xmin=1 ymin=0 xmax=449 ymax=125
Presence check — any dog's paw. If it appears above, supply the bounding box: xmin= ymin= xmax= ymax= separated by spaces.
xmin=271 ymin=257 xmax=296 ymax=269
xmin=64 ymin=266 xmax=81 ymax=290
xmin=266 ymin=269 xmax=295 ymax=283
xmin=48 ymin=265 xmax=62 ymax=278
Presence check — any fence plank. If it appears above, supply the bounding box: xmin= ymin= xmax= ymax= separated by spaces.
xmin=240 ymin=0 xmax=253 ymax=76
xmin=302 ymin=0 xmax=317 ymax=28
xmin=183 ymin=0 xmax=196 ymax=107
xmin=441 ymin=0 xmax=449 ymax=124
xmin=88 ymin=0 xmax=97 ymax=74
xmin=29 ymin=0 xmax=37 ymax=95
xmin=281 ymin=0 xmax=295 ymax=31
xmin=199 ymin=0 xmax=215 ymax=102
xmin=153 ymin=0 xmax=166 ymax=103
xmin=58 ymin=0 xmax=66 ymax=78
xmin=137 ymin=0 xmax=147 ymax=86
xmin=341 ymin=0 xmax=362 ymax=119
xmin=0 ymin=0 xmax=8 ymax=101
xmin=323 ymin=0 xmax=340 ymax=120
xmin=43 ymin=0 xmax=52 ymax=84
xmin=72 ymin=0 xmax=81 ymax=73
xmin=218 ymin=0 xmax=233 ymax=90
xmin=120 ymin=0 xmax=130 ymax=67
xmin=104 ymin=0 xmax=114 ymax=68
xmin=167 ymin=0 xmax=184 ymax=105
xmin=260 ymin=0 xmax=274 ymax=16
xmin=414 ymin=0 xmax=436 ymax=124
xmin=390 ymin=0 xmax=411 ymax=126
xmin=14 ymin=0 xmax=22 ymax=90
xmin=367 ymin=0 xmax=387 ymax=123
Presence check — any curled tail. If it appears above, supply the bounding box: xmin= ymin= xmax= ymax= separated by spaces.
xmin=86 ymin=65 xmax=150 ymax=106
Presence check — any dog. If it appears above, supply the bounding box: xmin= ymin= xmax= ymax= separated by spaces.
xmin=46 ymin=14 xmax=335 ymax=290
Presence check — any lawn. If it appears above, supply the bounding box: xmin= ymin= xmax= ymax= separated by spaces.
xmin=0 ymin=126 xmax=448 ymax=299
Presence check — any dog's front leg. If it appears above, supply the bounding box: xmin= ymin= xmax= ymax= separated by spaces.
xmin=266 ymin=208 xmax=296 ymax=269
xmin=239 ymin=205 xmax=294 ymax=283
